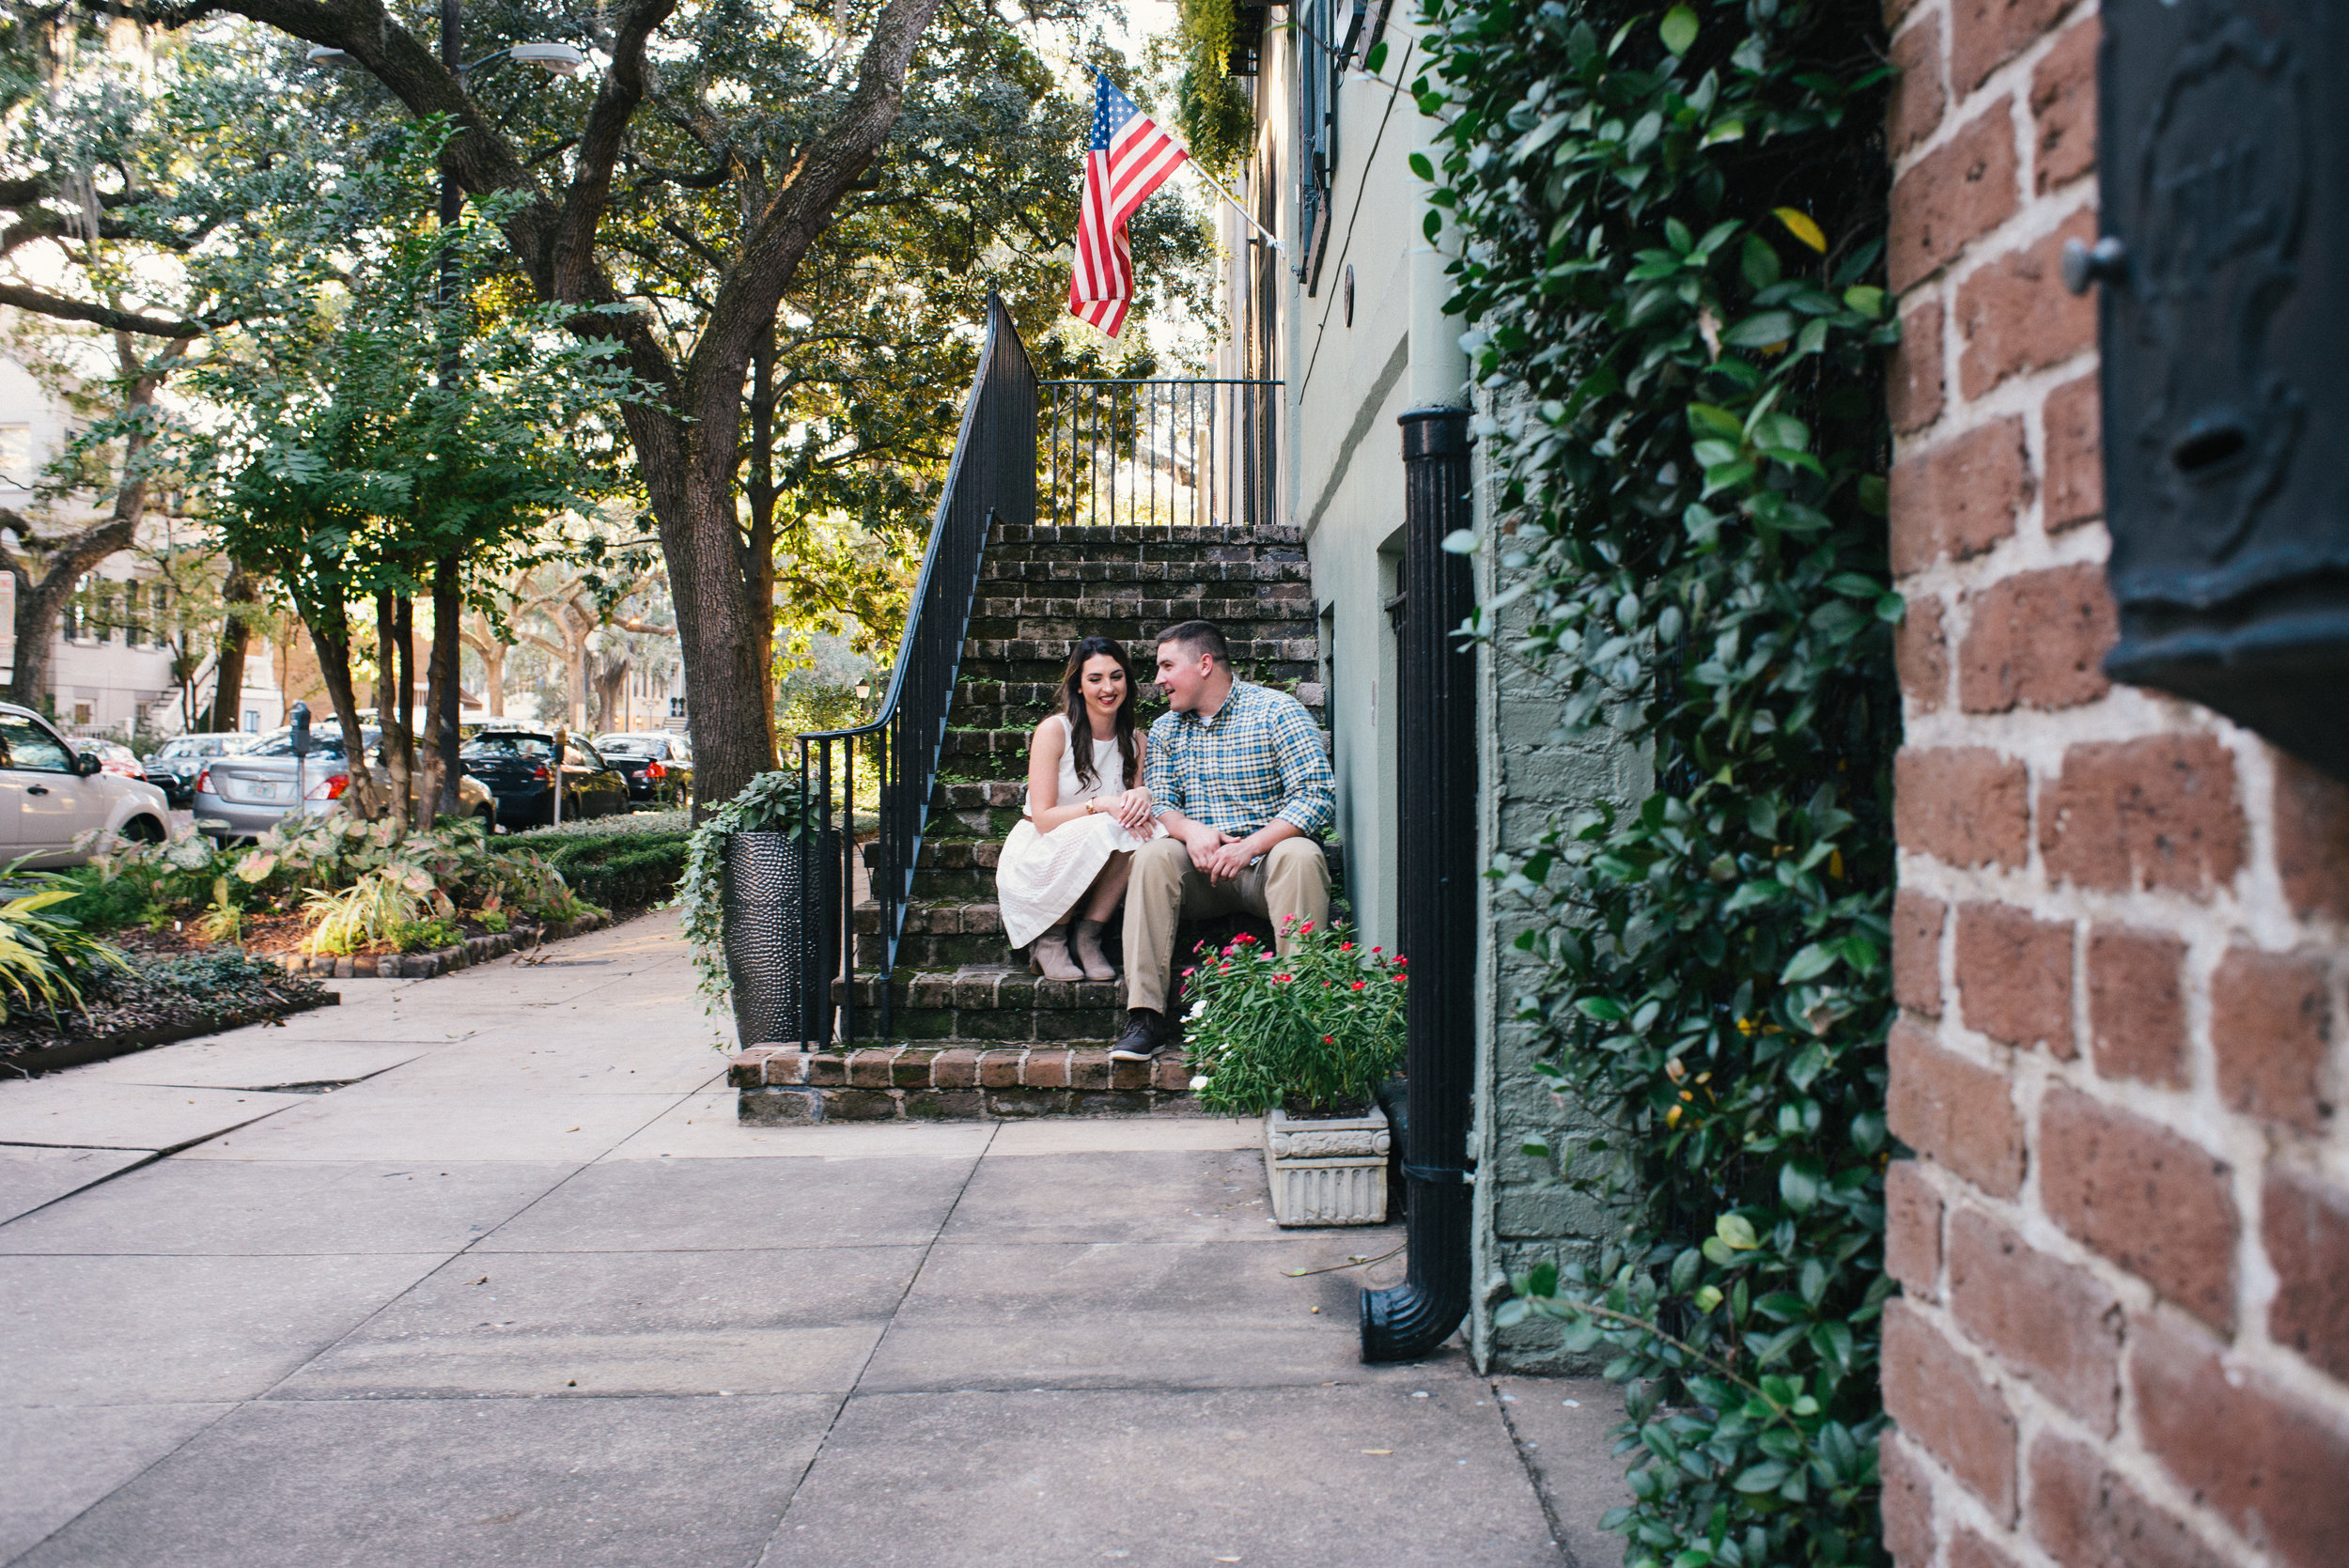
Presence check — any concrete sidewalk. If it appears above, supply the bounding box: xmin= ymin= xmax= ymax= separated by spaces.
xmin=0 ymin=909 xmax=1624 ymax=1567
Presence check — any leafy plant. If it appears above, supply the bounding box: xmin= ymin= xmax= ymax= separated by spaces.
xmin=1163 ymin=0 xmax=1258 ymax=175
xmin=0 ymin=884 xmax=132 ymax=1023
xmin=1182 ymin=918 xmax=1406 ymax=1116
xmin=391 ymin=917 xmax=460 ymax=954
xmin=476 ymin=909 xmax=510 ymax=936
xmin=1414 ymin=1 xmax=1898 ymax=1564
xmin=681 ymin=772 xmax=817 ymax=1010
xmin=302 ymin=868 xmax=438 ymax=956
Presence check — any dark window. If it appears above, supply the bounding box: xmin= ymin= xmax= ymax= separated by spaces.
xmin=0 ymin=713 xmax=73 ymax=772
xmin=1296 ymin=0 xmax=1345 ymax=292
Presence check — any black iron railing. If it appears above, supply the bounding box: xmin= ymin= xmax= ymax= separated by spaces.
xmin=790 ymin=294 xmax=1036 ymax=1043
xmin=1039 ymin=378 xmax=1280 ymax=532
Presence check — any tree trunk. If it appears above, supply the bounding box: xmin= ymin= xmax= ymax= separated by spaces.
xmin=747 ymin=331 xmax=781 ymax=742
xmin=651 ymin=432 xmax=776 ymax=815
xmin=204 ymin=560 xmax=258 ymax=733
xmin=428 ymin=553 xmax=460 ymax=816
xmin=377 ymin=590 xmax=412 ymax=831
xmin=307 ymin=595 xmax=388 ymax=821
xmin=461 ymin=612 xmax=507 ymax=717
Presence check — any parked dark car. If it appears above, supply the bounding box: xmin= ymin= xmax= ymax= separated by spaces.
xmin=592 ymin=731 xmax=693 ymax=805
xmin=460 ymin=730 xmax=629 ymax=829
xmin=146 ymin=732 xmax=254 ymax=807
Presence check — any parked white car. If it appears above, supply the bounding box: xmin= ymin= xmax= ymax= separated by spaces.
xmin=0 ymin=703 xmax=171 ymax=866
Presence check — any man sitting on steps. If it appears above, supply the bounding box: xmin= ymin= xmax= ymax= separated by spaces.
xmin=1112 ymin=619 xmax=1334 ymax=1062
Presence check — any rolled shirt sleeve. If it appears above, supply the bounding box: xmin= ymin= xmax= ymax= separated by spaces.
xmin=1268 ymin=697 xmax=1335 ymax=836
xmin=1147 ymin=718 xmax=1183 ymax=820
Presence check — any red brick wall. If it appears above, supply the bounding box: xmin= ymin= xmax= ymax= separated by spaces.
xmin=1882 ymin=4 xmax=2349 ymax=1567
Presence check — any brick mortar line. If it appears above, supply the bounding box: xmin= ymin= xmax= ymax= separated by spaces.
xmin=1886 ymin=0 xmax=2097 ymax=183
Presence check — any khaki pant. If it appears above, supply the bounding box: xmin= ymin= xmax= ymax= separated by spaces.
xmin=1122 ymin=835 xmax=1330 ymax=1015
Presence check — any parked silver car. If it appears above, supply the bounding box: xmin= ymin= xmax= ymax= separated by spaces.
xmin=193 ymin=724 xmax=498 ymax=843
xmin=0 ymin=703 xmax=171 ymax=865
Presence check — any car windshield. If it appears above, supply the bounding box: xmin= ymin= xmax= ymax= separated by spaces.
xmin=461 ymin=736 xmax=553 ymax=761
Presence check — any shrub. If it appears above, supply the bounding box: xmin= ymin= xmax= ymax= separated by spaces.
xmin=680 ymin=772 xmax=817 ymax=1008
xmin=303 ymin=868 xmax=438 ymax=956
xmin=0 ymin=884 xmax=132 ymax=1024
xmin=1416 ymin=1 xmax=1898 ymax=1562
xmin=1181 ymin=918 xmax=1406 ymax=1116
xmin=536 ymin=831 xmax=690 ymax=911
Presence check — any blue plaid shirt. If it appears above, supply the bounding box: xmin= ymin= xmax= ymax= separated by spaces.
xmin=1147 ymin=680 xmax=1334 ymax=839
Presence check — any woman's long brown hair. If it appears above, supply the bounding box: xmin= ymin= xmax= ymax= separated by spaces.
xmin=1060 ymin=635 xmax=1142 ymax=792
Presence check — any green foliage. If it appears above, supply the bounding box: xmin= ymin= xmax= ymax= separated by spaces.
xmin=1181 ymin=918 xmax=1407 ymax=1115
xmin=681 ymin=772 xmax=817 ymax=1010
xmin=1414 ymin=1 xmax=1898 ymax=1563
xmin=0 ymin=883 xmax=132 ymax=1024
xmin=1163 ymin=0 xmax=1258 ymax=176
xmin=537 ymin=831 xmax=692 ymax=913
xmin=302 ymin=869 xmax=436 ymax=956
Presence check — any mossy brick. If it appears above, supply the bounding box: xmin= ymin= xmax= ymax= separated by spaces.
xmin=739 ymin=1087 xmax=822 ymax=1125
xmin=848 ymin=1048 xmax=897 ymax=1087
xmin=1068 ymin=1051 xmax=1113 ymax=1090
xmin=824 ymin=1089 xmax=900 ymax=1122
xmin=1021 ymin=1050 xmax=1072 ymax=1088
xmin=905 ymin=1090 xmax=988 ymax=1120
xmin=956 ymin=1006 xmax=1040 ymax=1042
xmin=892 ymin=1050 xmax=940 ymax=1088
xmin=931 ymin=1048 xmax=981 ymax=1089
xmin=984 ymin=1088 xmax=1074 ymax=1117
xmin=804 ymin=1053 xmax=848 ymax=1086
xmin=976 ymin=1048 xmax=1024 ymax=1088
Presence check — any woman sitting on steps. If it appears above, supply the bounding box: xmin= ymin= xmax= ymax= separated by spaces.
xmin=995 ymin=635 xmax=1160 ymax=983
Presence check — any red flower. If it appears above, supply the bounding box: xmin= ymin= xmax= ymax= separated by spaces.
xmin=1236 ymin=933 xmax=1257 ymax=945
xmin=1371 ymin=946 xmax=1383 ymax=955
xmin=1340 ymin=941 xmax=1354 ymax=952
xmin=1272 ymin=973 xmax=1292 ymax=983
xmin=1299 ymin=920 xmax=1315 ymax=933
xmin=1351 ymin=980 xmax=1368 ymax=991
xmin=1181 ymin=968 xmax=1195 ymax=978
xmin=1392 ymin=955 xmax=1408 ymax=966
xmin=1321 ymin=1034 xmax=1333 ymax=1045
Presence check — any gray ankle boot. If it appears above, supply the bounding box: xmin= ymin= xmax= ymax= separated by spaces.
xmin=1030 ymin=925 xmax=1083 ymax=982
xmin=1071 ymin=920 xmax=1116 ymax=982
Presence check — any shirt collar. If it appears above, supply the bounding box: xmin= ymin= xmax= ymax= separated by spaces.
xmin=1185 ymin=678 xmax=1254 ymax=730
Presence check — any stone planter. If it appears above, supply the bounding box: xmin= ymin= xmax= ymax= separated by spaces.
xmin=1263 ymin=1103 xmax=1391 ymax=1226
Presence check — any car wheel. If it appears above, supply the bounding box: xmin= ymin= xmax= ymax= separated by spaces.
xmin=474 ymin=806 xmax=495 ymax=832
xmin=122 ymin=814 xmax=166 ymax=844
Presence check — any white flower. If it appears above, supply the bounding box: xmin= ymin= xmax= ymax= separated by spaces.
xmin=1186 ymin=1001 xmax=1206 ymax=1021
xmin=1189 ymin=1075 xmax=1210 ymax=1091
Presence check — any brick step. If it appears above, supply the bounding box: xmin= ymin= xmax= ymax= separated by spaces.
xmin=976 ymin=559 xmax=1307 ymax=588
xmin=830 ymin=967 xmax=1127 ymax=1044
xmin=969 ymin=589 xmax=1314 ymax=619
xmin=731 ymin=1042 xmax=1196 ymax=1123
xmin=965 ymin=635 xmax=1315 ymax=666
xmin=965 ymin=614 xmax=1313 ymax=646
xmin=987 ymin=521 xmax=1301 ymax=550
xmin=958 ymin=657 xmax=1320 ymax=691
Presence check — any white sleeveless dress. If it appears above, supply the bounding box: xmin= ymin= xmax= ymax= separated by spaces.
xmin=995 ymin=714 xmax=1159 ymax=948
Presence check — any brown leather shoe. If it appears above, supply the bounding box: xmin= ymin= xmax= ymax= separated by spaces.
xmin=1110 ymin=1008 xmax=1163 ymax=1062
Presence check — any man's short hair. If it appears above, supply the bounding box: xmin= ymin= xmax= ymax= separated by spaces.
xmin=1156 ymin=619 xmax=1230 ymax=666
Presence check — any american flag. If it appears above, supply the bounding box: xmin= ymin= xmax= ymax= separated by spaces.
xmin=1068 ymin=74 xmax=1188 ymax=339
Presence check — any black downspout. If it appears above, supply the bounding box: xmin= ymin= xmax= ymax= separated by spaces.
xmin=1361 ymin=405 xmax=1477 ymax=1361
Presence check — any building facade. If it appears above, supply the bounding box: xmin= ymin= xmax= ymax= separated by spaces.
xmin=1879 ymin=2 xmax=2349 ymax=1564
xmin=0 ymin=350 xmax=285 ymax=739
xmin=1223 ymin=2 xmax=1626 ymax=1372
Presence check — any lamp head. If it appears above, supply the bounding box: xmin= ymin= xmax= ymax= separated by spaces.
xmin=509 ymin=41 xmax=587 ymax=76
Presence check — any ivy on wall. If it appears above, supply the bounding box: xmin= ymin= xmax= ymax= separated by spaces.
xmin=1167 ymin=0 xmax=1259 ymax=175
xmin=1414 ymin=2 xmax=1898 ymax=1565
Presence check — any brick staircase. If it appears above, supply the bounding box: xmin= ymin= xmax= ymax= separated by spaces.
xmin=733 ymin=519 xmax=1323 ymax=1123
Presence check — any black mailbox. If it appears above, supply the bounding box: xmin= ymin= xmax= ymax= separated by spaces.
xmin=2079 ymin=2 xmax=2349 ymax=780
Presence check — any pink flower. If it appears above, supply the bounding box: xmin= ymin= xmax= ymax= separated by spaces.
xmin=1299 ymin=920 xmax=1315 ymax=934
xmin=1272 ymin=973 xmax=1292 ymax=983
xmin=1181 ymin=968 xmax=1195 ymax=978
xmin=1236 ymin=933 xmax=1257 ymax=945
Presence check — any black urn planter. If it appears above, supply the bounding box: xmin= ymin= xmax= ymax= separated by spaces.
xmin=722 ymin=830 xmax=839 ymax=1048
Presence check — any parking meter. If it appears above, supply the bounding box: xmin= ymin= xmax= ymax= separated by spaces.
xmin=288 ymin=701 xmax=310 ymax=808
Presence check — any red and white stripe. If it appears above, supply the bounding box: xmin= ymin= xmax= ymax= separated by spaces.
xmin=1069 ymin=90 xmax=1188 ymax=339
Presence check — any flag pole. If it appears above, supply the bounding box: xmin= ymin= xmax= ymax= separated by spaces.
xmin=1187 ymin=160 xmax=1283 ymax=253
